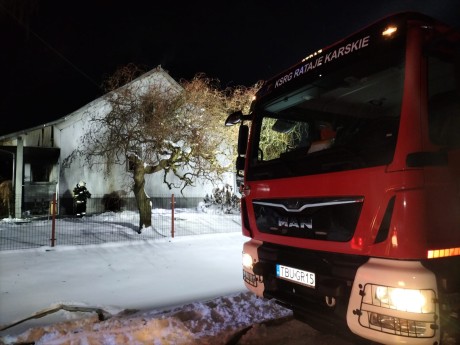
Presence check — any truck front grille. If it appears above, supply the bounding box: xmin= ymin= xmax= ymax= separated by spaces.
xmin=253 ymin=196 xmax=363 ymax=242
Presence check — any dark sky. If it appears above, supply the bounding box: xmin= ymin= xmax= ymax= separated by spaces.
xmin=1 ymin=0 xmax=459 ymax=136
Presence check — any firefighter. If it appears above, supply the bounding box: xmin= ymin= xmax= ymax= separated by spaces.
xmin=308 ymin=121 xmax=336 ymax=153
xmin=73 ymin=181 xmax=91 ymax=217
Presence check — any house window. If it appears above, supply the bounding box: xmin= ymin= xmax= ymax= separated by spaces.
xmin=127 ymin=157 xmax=136 ymax=172
xmin=31 ymin=164 xmax=51 ymax=182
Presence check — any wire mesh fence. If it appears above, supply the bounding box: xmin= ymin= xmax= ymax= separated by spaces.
xmin=0 ymin=193 xmax=242 ymax=251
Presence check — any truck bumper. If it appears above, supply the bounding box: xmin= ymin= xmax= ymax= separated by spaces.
xmin=242 ymin=239 xmax=265 ymax=297
xmin=346 ymin=258 xmax=440 ymax=345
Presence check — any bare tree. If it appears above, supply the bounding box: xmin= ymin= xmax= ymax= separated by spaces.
xmin=66 ymin=64 xmax=259 ymax=232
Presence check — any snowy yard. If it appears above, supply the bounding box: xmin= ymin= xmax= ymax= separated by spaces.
xmin=0 ymin=210 xmax=357 ymax=345
xmin=0 ymin=209 xmax=291 ymax=344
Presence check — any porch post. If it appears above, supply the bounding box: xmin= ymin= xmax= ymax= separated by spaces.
xmin=15 ymin=136 xmax=23 ymax=219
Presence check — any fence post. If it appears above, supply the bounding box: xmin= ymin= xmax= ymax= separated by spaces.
xmin=171 ymin=194 xmax=175 ymax=238
xmin=50 ymin=193 xmax=57 ymax=247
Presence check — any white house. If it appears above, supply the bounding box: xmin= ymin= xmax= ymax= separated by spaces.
xmin=0 ymin=66 xmax=235 ymax=218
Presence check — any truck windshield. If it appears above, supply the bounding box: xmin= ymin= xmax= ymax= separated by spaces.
xmin=248 ymin=48 xmax=405 ymax=180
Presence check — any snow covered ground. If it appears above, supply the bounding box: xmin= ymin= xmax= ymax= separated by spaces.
xmin=0 ymin=209 xmax=358 ymax=345
xmin=0 ymin=209 xmax=296 ymax=344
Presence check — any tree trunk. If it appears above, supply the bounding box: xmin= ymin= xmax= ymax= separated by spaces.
xmin=132 ymin=165 xmax=152 ymax=233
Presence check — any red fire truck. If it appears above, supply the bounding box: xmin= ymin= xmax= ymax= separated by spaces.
xmin=226 ymin=11 xmax=459 ymax=345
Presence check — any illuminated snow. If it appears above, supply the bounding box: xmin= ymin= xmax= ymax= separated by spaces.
xmin=0 ymin=209 xmax=291 ymax=344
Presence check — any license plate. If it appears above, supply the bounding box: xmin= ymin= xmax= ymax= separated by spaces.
xmin=276 ymin=264 xmax=315 ymax=288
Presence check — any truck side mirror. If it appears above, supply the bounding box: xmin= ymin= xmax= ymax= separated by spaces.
xmin=236 ymin=125 xmax=249 ymax=177
xmin=238 ymin=125 xmax=249 ymax=155
xmin=225 ymin=111 xmax=243 ymax=126
xmin=236 ymin=156 xmax=246 ymax=172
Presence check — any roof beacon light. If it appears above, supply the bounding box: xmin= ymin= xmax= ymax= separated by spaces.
xmin=382 ymin=26 xmax=398 ymax=37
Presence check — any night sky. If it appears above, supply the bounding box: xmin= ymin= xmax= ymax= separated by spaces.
xmin=1 ymin=0 xmax=459 ymax=136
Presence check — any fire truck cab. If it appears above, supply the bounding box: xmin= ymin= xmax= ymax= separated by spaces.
xmin=226 ymin=12 xmax=460 ymax=345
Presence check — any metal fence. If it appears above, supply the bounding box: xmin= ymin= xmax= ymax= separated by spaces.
xmin=0 ymin=194 xmax=242 ymax=251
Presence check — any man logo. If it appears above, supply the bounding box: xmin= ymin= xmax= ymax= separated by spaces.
xmin=277 ymin=217 xmax=312 ymax=230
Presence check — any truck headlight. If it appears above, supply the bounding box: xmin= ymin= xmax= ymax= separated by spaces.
xmin=242 ymin=252 xmax=253 ymax=269
xmin=369 ymin=313 xmax=428 ymax=336
xmin=373 ymin=285 xmax=435 ymax=313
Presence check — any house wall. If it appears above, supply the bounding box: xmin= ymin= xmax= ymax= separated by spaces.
xmin=57 ymin=112 xmax=232 ymax=200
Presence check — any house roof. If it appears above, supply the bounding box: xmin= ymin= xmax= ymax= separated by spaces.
xmin=0 ymin=66 xmax=180 ymax=141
